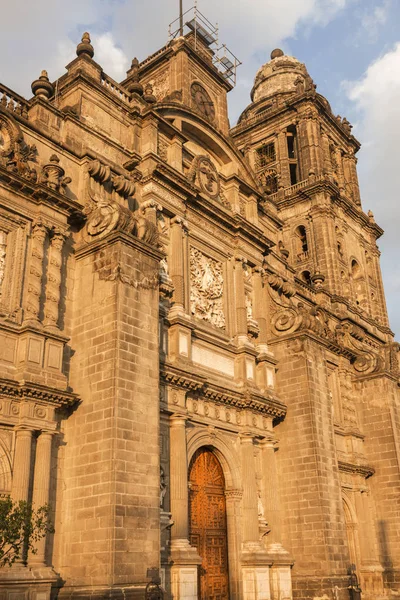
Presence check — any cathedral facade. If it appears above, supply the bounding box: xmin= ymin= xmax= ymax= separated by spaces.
xmin=0 ymin=26 xmax=399 ymax=600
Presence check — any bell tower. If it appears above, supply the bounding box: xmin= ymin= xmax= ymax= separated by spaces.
xmin=232 ymin=49 xmax=398 ymax=600
xmin=231 ymin=48 xmax=389 ymax=328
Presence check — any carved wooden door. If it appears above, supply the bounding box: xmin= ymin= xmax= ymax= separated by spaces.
xmin=189 ymin=448 xmax=230 ymax=600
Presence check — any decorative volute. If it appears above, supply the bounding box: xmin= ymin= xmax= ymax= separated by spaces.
xmin=76 ymin=32 xmax=94 ymax=59
xmin=31 ymin=70 xmax=54 ymax=100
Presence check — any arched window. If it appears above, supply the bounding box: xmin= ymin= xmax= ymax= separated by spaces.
xmin=295 ymin=225 xmax=309 ymax=261
xmin=351 ymin=259 xmax=361 ymax=279
xmin=300 ymin=270 xmax=312 ymax=285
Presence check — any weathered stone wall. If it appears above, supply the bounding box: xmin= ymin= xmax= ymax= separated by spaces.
xmin=56 ymin=234 xmax=161 ymax=597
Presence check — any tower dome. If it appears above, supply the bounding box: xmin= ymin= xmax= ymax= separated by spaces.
xmin=251 ymin=49 xmax=309 ymax=103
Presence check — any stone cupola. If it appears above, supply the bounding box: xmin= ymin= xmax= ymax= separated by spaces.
xmin=251 ymin=48 xmax=310 ymax=103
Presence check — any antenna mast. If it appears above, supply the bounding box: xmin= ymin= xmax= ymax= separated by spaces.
xmin=179 ymin=0 xmax=183 ymax=35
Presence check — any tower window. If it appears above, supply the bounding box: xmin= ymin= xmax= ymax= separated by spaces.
xmin=290 ymin=163 xmax=297 ymax=185
xmin=300 ymin=270 xmax=312 ymax=285
xmin=295 ymin=225 xmax=309 ymax=262
xmin=287 ymin=134 xmax=295 ymax=159
xmin=256 ymin=143 xmax=276 ymax=170
xmin=351 ymin=259 xmax=361 ymax=279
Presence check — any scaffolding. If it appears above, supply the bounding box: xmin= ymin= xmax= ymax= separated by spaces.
xmin=168 ymin=3 xmax=241 ymax=86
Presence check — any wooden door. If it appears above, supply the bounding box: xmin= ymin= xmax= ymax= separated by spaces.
xmin=189 ymin=448 xmax=230 ymax=600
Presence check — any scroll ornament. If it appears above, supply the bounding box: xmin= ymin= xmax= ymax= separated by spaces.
xmin=0 ymin=112 xmax=37 ymax=182
xmin=188 ymin=155 xmax=220 ymax=200
xmin=83 ymin=159 xmax=158 ymax=246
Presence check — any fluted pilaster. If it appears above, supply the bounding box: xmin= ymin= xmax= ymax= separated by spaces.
xmin=240 ymin=434 xmax=260 ymax=543
xmin=170 ymin=414 xmax=189 ymax=541
xmin=43 ymin=230 xmax=65 ymax=329
xmin=11 ymin=427 xmax=34 ymax=503
xmin=24 ymin=222 xmax=48 ymax=325
xmin=170 ymin=217 xmax=187 ymax=314
xmin=30 ymin=431 xmax=54 ymax=566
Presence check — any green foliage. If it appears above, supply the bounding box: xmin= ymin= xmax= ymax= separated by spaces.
xmin=0 ymin=497 xmax=54 ymax=568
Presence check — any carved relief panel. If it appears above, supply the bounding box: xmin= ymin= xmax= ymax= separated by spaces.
xmin=190 ymin=247 xmax=225 ymax=329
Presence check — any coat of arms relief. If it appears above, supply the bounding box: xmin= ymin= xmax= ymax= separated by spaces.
xmin=190 ymin=247 xmax=225 ymax=329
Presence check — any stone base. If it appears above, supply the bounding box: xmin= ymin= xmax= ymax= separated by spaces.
xmin=241 ymin=542 xmax=274 ymax=600
xmin=265 ymin=543 xmax=294 ymax=600
xmin=170 ymin=539 xmax=202 ymax=600
xmin=242 ymin=566 xmax=272 ymax=600
xmin=54 ymin=584 xmax=146 ymax=599
xmin=291 ymin=575 xmax=350 ymax=600
xmin=0 ymin=564 xmax=58 ymax=600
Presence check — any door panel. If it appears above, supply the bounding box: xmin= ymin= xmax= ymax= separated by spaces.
xmin=189 ymin=449 xmax=230 ymax=600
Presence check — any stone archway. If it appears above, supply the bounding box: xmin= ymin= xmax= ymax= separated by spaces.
xmin=189 ymin=447 xmax=230 ymax=600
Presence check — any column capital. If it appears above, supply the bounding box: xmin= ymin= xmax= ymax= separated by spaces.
xmin=239 ymin=432 xmax=255 ymax=445
xmin=225 ymin=488 xmax=243 ymax=500
xmin=37 ymin=429 xmax=56 ymax=440
xmin=260 ymin=436 xmax=279 ymax=450
xmin=170 ymin=413 xmax=188 ymax=426
xmin=171 ymin=216 xmax=188 ymax=231
xmin=14 ymin=426 xmax=35 ymax=436
xmin=141 ymin=199 xmax=163 ymax=213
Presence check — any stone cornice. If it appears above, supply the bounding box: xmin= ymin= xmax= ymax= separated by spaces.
xmin=0 ymin=377 xmax=78 ymax=407
xmin=338 ymin=460 xmax=375 ymax=479
xmin=0 ymin=165 xmax=82 ymax=219
xmin=161 ymin=362 xmax=287 ymax=419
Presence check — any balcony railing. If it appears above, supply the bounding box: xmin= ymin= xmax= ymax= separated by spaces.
xmin=100 ymin=73 xmax=131 ymax=105
xmin=0 ymin=83 xmax=29 ymax=119
xmin=296 ymin=250 xmax=309 ymax=263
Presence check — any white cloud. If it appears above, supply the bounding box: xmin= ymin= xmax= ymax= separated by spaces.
xmin=93 ymin=33 xmax=129 ymax=81
xmin=360 ymin=0 xmax=390 ymax=42
xmin=345 ymin=42 xmax=400 ymax=335
xmin=0 ymin=0 xmax=347 ymax=100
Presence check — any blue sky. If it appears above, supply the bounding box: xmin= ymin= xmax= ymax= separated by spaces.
xmin=0 ymin=0 xmax=399 ymax=336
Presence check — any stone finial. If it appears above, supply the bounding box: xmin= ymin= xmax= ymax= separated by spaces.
xmin=76 ymin=32 xmax=94 ymax=58
xmin=143 ymin=83 xmax=156 ymax=104
xmin=271 ymin=48 xmax=284 ymax=59
xmin=126 ymin=57 xmax=144 ymax=95
xmin=31 ymin=70 xmax=54 ymax=100
xmin=311 ymin=271 xmax=325 ymax=289
xmin=41 ymin=154 xmax=71 ymax=194
xmin=367 ymin=210 xmax=375 ymax=224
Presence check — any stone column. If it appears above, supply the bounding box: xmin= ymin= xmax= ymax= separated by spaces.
xmin=142 ymin=116 xmax=158 ymax=155
xmin=252 ymin=267 xmax=268 ymax=353
xmin=170 ymin=136 xmax=183 ymax=172
xmin=260 ymin=439 xmax=282 ymax=546
xmin=141 ymin=199 xmax=161 ymax=227
xmin=24 ymin=221 xmax=48 ymax=325
xmin=235 ymin=258 xmax=248 ymax=346
xmin=170 ymin=414 xmax=190 ymax=543
xmin=169 ymin=217 xmax=186 ymax=315
xmin=170 ymin=414 xmax=201 ymax=600
xmin=320 ymin=130 xmax=332 ymax=178
xmin=277 ymin=130 xmax=290 ymax=188
xmin=11 ymin=427 xmax=34 ymax=502
xmin=225 ymin=489 xmax=243 ymax=600
xmin=305 ymin=114 xmax=321 ymax=176
xmin=240 ymin=434 xmax=272 ymax=600
xmin=348 ymin=154 xmax=361 ymax=205
xmin=30 ymin=431 xmax=54 ymax=566
xmin=240 ymin=434 xmax=260 ymax=544
xmin=43 ymin=230 xmax=65 ymax=330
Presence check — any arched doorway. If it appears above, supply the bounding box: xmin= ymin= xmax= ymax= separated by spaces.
xmin=189 ymin=448 xmax=230 ymax=600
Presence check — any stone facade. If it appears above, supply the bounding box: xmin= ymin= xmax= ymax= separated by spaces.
xmin=0 ymin=29 xmax=398 ymax=600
